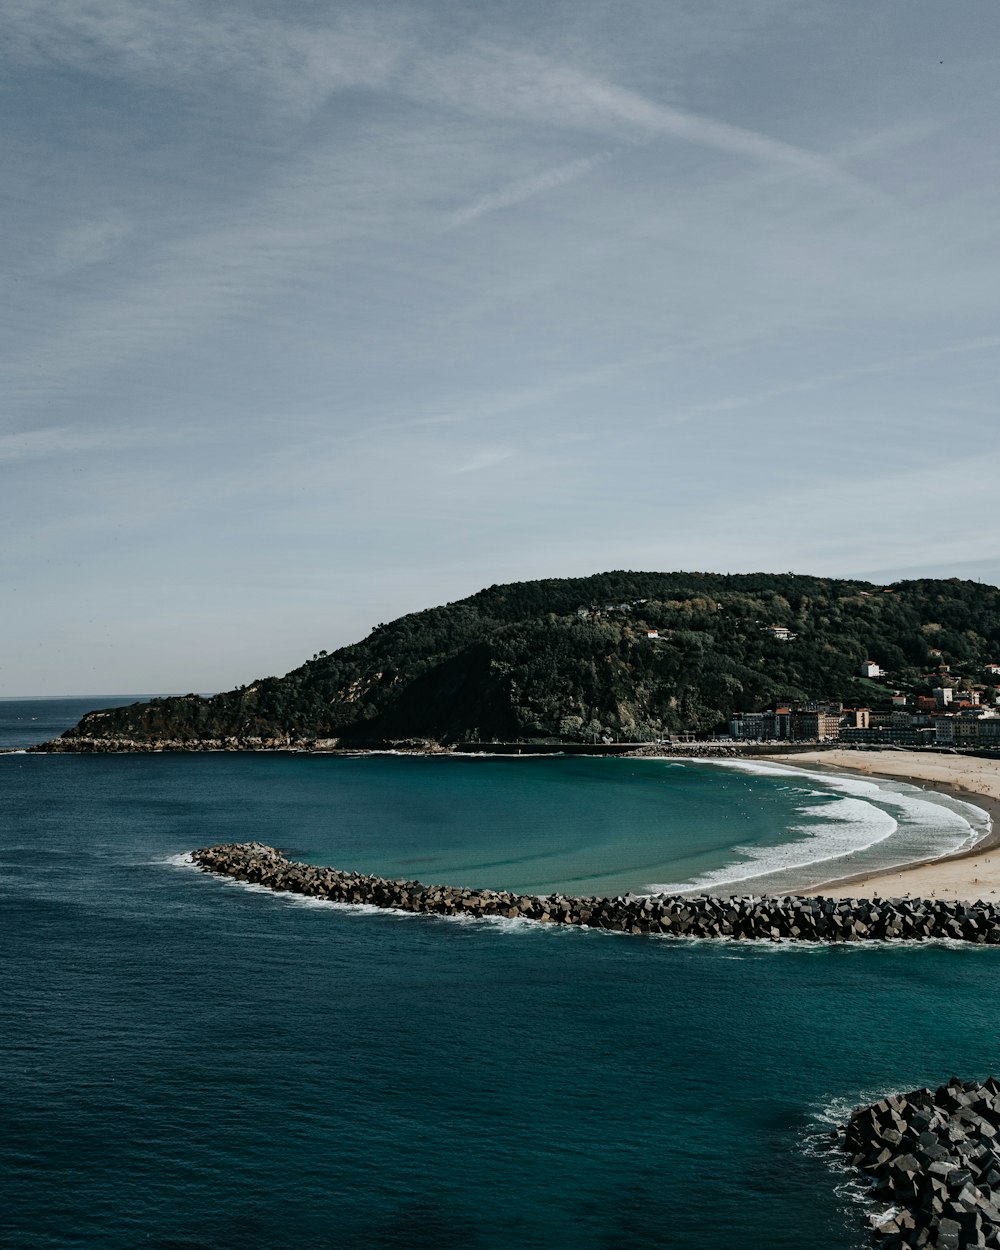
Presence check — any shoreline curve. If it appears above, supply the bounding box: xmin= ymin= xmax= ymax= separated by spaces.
xmin=754 ymin=750 xmax=1000 ymax=901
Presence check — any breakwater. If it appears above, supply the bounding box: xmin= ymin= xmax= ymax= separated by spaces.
xmin=190 ymin=843 xmax=1000 ymax=943
xmin=835 ymin=1078 xmax=1000 ymax=1248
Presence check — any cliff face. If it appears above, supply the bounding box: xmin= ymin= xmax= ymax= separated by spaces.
xmin=52 ymin=570 xmax=1000 ymax=749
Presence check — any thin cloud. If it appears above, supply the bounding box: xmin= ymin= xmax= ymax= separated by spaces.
xmin=0 ymin=424 xmax=184 ymax=464
xmin=414 ymin=46 xmax=890 ymax=205
xmin=46 ymin=212 xmax=133 ymax=275
xmin=448 ymin=153 xmax=610 ymax=227
xmin=1 ymin=122 xmax=443 ymax=403
xmin=665 ymin=333 xmax=1000 ymax=425
xmin=1 ymin=0 xmax=403 ymax=113
xmin=443 ymin=446 xmax=516 ymax=475
xmin=2 ymin=5 xmax=891 ymax=203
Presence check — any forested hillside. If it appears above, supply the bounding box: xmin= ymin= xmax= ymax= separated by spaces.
xmin=56 ymin=572 xmax=1000 ymax=747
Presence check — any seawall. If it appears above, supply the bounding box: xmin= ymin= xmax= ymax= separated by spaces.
xmin=834 ymin=1078 xmax=1000 ymax=1248
xmin=190 ymin=842 xmax=1000 ymax=943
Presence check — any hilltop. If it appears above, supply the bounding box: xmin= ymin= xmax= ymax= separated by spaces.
xmin=47 ymin=571 xmax=1000 ymax=750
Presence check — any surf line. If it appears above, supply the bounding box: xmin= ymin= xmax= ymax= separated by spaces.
xmin=191 ymin=843 xmax=1000 ymax=944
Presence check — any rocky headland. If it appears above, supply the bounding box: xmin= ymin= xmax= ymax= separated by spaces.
xmin=38 ymin=571 xmax=1000 ymax=752
xmin=190 ymin=842 xmax=1000 ymax=943
xmin=835 ymin=1078 xmax=1000 ymax=1248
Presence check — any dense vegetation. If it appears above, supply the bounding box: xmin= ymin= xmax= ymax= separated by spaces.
xmin=61 ymin=571 xmax=1000 ymax=746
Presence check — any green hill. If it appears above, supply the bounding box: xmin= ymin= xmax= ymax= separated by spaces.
xmin=53 ymin=571 xmax=1000 ymax=748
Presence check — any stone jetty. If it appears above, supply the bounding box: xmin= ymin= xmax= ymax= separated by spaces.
xmin=835 ymin=1078 xmax=1000 ymax=1248
xmin=190 ymin=842 xmax=1000 ymax=943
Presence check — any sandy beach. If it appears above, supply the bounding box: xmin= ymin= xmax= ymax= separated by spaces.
xmin=762 ymin=749 xmax=1000 ymax=901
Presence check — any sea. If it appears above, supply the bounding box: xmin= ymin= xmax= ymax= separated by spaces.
xmin=4 ymin=696 xmax=1000 ymax=1250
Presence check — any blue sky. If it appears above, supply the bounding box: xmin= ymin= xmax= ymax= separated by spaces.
xmin=3 ymin=0 xmax=1000 ymax=695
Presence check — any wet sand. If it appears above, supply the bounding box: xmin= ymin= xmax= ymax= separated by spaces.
xmin=760 ymin=749 xmax=1000 ymax=902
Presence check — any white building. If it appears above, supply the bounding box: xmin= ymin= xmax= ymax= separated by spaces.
xmin=860 ymin=660 xmax=884 ymax=679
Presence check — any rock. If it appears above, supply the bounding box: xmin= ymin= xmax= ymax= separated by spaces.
xmin=187 ymin=843 xmax=1000 ymax=950
xmin=838 ymin=1079 xmax=1000 ymax=1249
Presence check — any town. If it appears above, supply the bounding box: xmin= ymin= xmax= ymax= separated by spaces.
xmin=727 ymin=659 xmax=1000 ymax=746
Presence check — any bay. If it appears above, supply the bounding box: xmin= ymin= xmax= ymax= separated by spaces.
xmin=3 ymin=700 xmax=998 ymax=1249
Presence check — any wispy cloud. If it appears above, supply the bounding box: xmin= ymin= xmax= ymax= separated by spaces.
xmin=413 ymin=46 xmax=889 ymax=205
xmin=5 ymin=5 xmax=887 ymax=198
xmin=664 ymin=333 xmax=1000 ymax=425
xmin=0 ymin=424 xmax=184 ymax=464
xmin=1 ymin=0 xmax=403 ymax=113
xmin=1 ymin=4 xmax=903 ymax=414
xmin=442 ymin=446 xmax=516 ymax=475
xmin=44 ymin=211 xmax=133 ymax=275
xmin=1 ymin=118 xmax=448 ymax=404
xmin=447 ymin=153 xmax=610 ymax=227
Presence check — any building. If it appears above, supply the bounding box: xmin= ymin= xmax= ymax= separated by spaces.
xmin=763 ymin=625 xmax=796 ymax=642
xmin=936 ymin=711 xmax=1000 ymax=747
xmin=840 ymin=725 xmax=934 ymax=746
xmin=860 ymin=660 xmax=885 ymax=679
xmin=791 ymin=710 xmax=842 ymax=741
xmin=729 ymin=712 xmax=767 ymax=740
xmin=729 ymin=704 xmax=841 ymax=742
xmin=934 ymin=687 xmax=954 ymax=708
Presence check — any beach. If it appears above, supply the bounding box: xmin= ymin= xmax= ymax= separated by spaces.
xmin=765 ymin=749 xmax=1000 ymax=901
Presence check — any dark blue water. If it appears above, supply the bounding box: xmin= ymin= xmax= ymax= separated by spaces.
xmin=4 ymin=701 xmax=1000 ymax=1249
xmin=0 ymin=696 xmax=155 ymax=750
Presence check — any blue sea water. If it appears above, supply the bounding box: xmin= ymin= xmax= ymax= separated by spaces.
xmin=4 ymin=700 xmax=1000 ymax=1249
xmin=0 ymin=696 xmax=157 ymax=750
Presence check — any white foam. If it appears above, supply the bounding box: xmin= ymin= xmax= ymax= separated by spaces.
xmin=197 ymin=870 xmax=563 ymax=934
xmin=653 ymin=757 xmax=989 ymax=893
xmin=707 ymin=934 xmax=978 ymax=955
xmin=158 ymin=851 xmax=195 ymax=868
xmin=703 ymin=758 xmax=990 ymax=834
xmin=648 ymin=794 xmax=899 ymax=892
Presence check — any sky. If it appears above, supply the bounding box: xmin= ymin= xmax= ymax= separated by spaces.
xmin=3 ymin=0 xmax=1000 ymax=695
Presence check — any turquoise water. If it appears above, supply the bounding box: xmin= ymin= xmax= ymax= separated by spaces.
xmin=260 ymin=753 xmax=988 ymax=896
xmin=4 ymin=702 xmax=1000 ymax=1249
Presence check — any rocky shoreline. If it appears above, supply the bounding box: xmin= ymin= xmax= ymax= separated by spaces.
xmin=27 ymin=735 xmax=451 ymax=754
xmin=30 ymin=734 xmax=833 ymax=758
xmin=190 ymin=842 xmax=1000 ymax=943
xmin=835 ymin=1078 xmax=1000 ymax=1248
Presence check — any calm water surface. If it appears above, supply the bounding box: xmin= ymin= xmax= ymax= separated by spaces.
xmin=3 ymin=701 xmax=1000 ymax=1249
